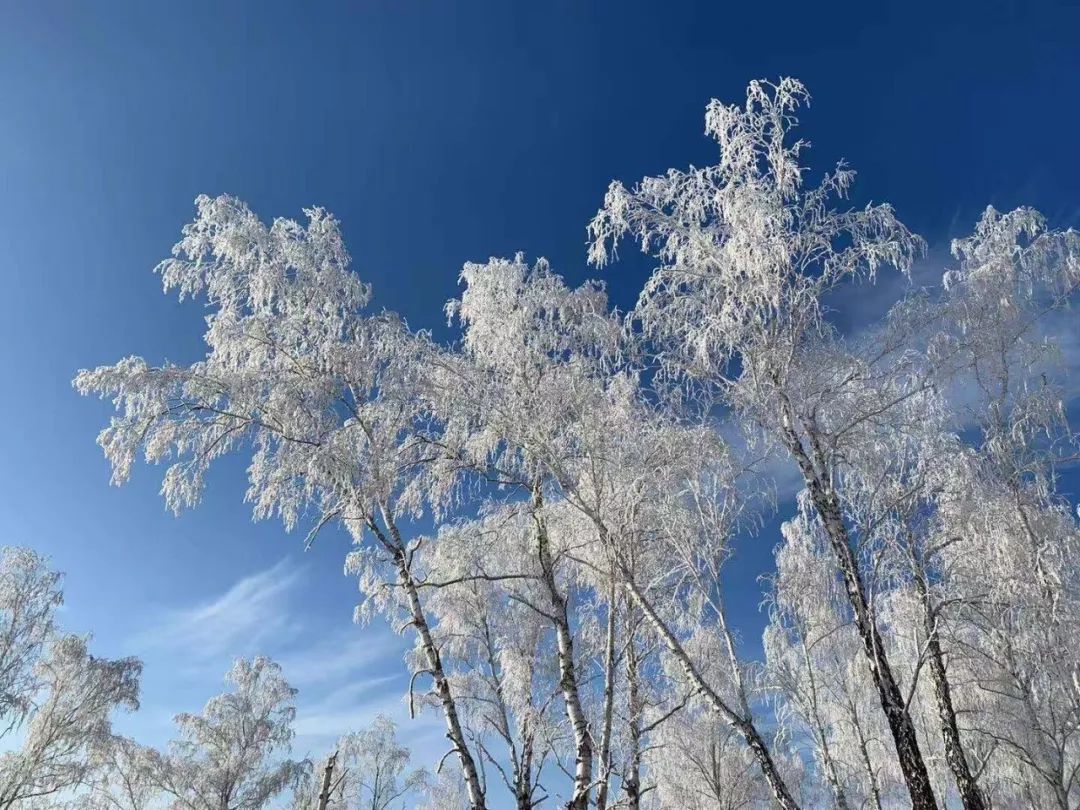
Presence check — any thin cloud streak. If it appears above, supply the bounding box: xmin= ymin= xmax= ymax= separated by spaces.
xmin=276 ymin=630 xmax=409 ymax=687
xmin=130 ymin=557 xmax=306 ymax=660
xmin=292 ymin=675 xmax=407 ymax=740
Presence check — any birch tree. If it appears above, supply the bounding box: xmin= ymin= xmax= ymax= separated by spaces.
xmin=74 ymin=196 xmax=487 ymax=809
xmin=650 ymin=707 xmax=779 ymax=810
xmin=416 ymin=770 xmax=469 ymax=810
xmin=86 ymin=737 xmax=161 ymax=810
xmin=0 ymin=548 xmax=64 ymax=734
xmin=589 ymin=77 xmax=948 ymax=809
xmin=343 ymin=717 xmax=427 ymax=810
xmin=416 ymin=511 xmax=563 ymax=810
xmin=0 ymin=635 xmax=141 ymax=810
xmin=438 ymin=253 xmax=806 ymax=807
xmin=294 ymin=717 xmax=426 ymax=810
xmin=151 ymin=657 xmax=305 ymax=810
xmin=766 ymin=499 xmax=909 ymax=809
xmin=433 ymin=256 xmax=622 ymax=809
xmin=910 ymin=205 xmax=1080 ymax=806
xmin=0 ymin=550 xmax=140 ymax=810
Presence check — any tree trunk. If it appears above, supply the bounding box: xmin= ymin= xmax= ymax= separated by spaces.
xmin=515 ymin=723 xmax=535 ymax=810
xmin=619 ymin=574 xmax=801 ymax=810
xmin=397 ymin=556 xmax=487 ymax=809
xmin=781 ymin=417 xmax=939 ymax=810
xmin=533 ymin=506 xmax=593 ymax=810
xmin=850 ymin=701 xmax=885 ymax=810
xmin=912 ymin=572 xmax=986 ymax=810
xmin=530 ymin=488 xmax=592 ymax=809
xmin=623 ymin=623 xmax=643 ymax=810
xmin=375 ymin=511 xmax=487 ymax=810
xmin=317 ymin=751 xmax=338 ymax=810
xmin=595 ymin=585 xmax=618 ymax=810
xmin=819 ymin=727 xmax=850 ymax=810
xmin=807 ymin=484 xmax=937 ymax=810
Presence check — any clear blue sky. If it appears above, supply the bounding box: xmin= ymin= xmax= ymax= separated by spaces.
xmin=2 ymin=0 xmax=1079 ymax=783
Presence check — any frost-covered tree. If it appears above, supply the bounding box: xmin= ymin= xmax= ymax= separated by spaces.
xmin=869 ymin=204 xmax=1080 ymax=807
xmin=650 ymin=706 xmax=778 ymax=810
xmin=0 ymin=548 xmax=64 ymax=734
xmin=416 ymin=769 xmax=469 ymax=810
xmin=765 ymin=508 xmax=858 ymax=810
xmin=939 ymin=209 xmax=1080 ymax=808
xmin=432 ymin=256 xmax=623 ymax=809
xmin=294 ymin=717 xmax=426 ymax=810
xmin=765 ymin=497 xmax=909 ymax=810
xmin=0 ymin=634 xmax=141 ymax=810
xmin=290 ymin=752 xmax=338 ymax=810
xmin=338 ymin=716 xmax=427 ymax=810
xmin=589 ymin=77 xmax=961 ymax=810
xmin=150 ymin=657 xmax=304 ymax=810
xmin=416 ymin=511 xmax=562 ymax=810
xmin=75 ymin=196 xmax=487 ymax=809
xmin=593 ymin=80 xmax=1079 ymax=810
xmin=0 ymin=550 xmax=140 ymax=810
xmin=433 ymin=254 xmax=802 ymax=807
xmin=929 ymin=456 xmax=1080 ymax=807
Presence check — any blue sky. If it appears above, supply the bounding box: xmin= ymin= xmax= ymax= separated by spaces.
xmin=2 ymin=0 xmax=1080 ymax=786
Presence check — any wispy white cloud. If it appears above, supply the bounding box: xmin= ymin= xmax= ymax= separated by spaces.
xmin=131 ymin=557 xmax=306 ymax=661
xmin=276 ymin=629 xmax=408 ymax=687
xmin=293 ymin=676 xmax=405 ymax=739
xmin=120 ymin=556 xmax=449 ymax=770
xmin=283 ymin=625 xmax=419 ymax=748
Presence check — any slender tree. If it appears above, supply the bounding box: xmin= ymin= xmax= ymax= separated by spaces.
xmin=86 ymin=737 xmax=161 ymax=810
xmin=590 ymin=77 xmax=944 ymax=809
xmin=0 ymin=547 xmax=64 ymax=734
xmin=295 ymin=717 xmax=427 ymax=810
xmin=0 ymin=635 xmax=141 ymax=810
xmin=417 ymin=511 xmax=562 ymax=810
xmin=435 ymin=254 xmax=801 ymax=808
xmin=75 ymin=196 xmax=488 ymax=809
xmin=151 ymin=657 xmax=305 ymax=810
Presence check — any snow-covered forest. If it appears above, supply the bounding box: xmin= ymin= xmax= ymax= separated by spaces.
xmin=4 ymin=77 xmax=1079 ymax=809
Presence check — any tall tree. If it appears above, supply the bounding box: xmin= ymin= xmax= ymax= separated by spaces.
xmin=589 ymin=77 xmax=940 ymax=809
xmin=433 ymin=256 xmax=623 ymax=810
xmin=75 ymin=196 xmax=487 ymax=809
xmin=152 ymin=657 xmax=305 ymax=810
xmin=437 ymin=254 xmax=803 ymax=808
xmin=0 ymin=547 xmax=64 ymax=734
xmin=0 ymin=634 xmax=141 ymax=810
